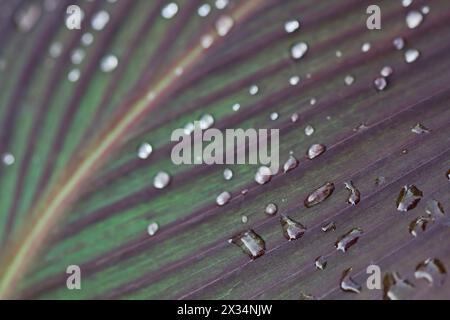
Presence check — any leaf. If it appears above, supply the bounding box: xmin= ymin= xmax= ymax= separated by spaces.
xmin=0 ymin=0 xmax=449 ymax=300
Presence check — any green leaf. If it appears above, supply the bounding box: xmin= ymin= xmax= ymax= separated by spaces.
xmin=0 ymin=0 xmax=449 ymax=300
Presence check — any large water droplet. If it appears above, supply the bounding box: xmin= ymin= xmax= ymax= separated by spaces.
xmin=153 ymin=171 xmax=171 ymax=189
xmin=414 ymin=258 xmax=447 ymax=286
xmin=147 ymin=222 xmax=159 ymax=236
xmin=383 ymin=272 xmax=415 ymax=300
xmin=229 ymin=230 xmax=266 ymax=259
xmin=340 ymin=268 xmax=362 ymax=293
xmin=284 ymin=19 xmax=300 ymax=33
xmin=307 ymin=144 xmax=326 ymax=159
xmin=283 ymin=155 xmax=299 ymax=173
xmin=2 ymin=153 xmax=15 ymax=166
xmin=197 ymin=3 xmax=211 ymax=17
xmin=290 ymin=42 xmax=308 ymax=60
xmin=161 ymin=2 xmax=178 ymax=19
xmin=216 ymin=191 xmax=231 ymax=206
xmin=409 ymin=216 xmax=433 ymax=237
xmin=265 ymin=203 xmax=278 ymax=215
xmin=216 ymin=15 xmax=234 ymax=36
xmin=137 ymin=142 xmax=153 ymax=159
xmin=100 ymin=54 xmax=118 ymax=73
xmin=255 ymin=166 xmax=272 ymax=185
xmin=406 ymin=11 xmax=423 ymax=29
xmin=335 ymin=228 xmax=364 ymax=253
xmin=280 ymin=215 xmax=306 ymax=241
xmin=304 ymin=182 xmax=335 ymax=208
xmin=344 ymin=181 xmax=361 ymax=205
xmin=396 ymin=185 xmax=423 ymax=212
xmin=405 ymin=49 xmax=420 ymax=63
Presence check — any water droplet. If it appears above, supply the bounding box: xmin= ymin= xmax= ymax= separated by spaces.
xmin=153 ymin=171 xmax=171 ymax=189
xmin=147 ymin=222 xmax=159 ymax=236
xmin=380 ymin=66 xmax=393 ymax=77
xmin=447 ymin=169 xmax=450 ymax=181
xmin=223 ymin=168 xmax=233 ymax=180
xmin=383 ymin=272 xmax=415 ymax=300
xmin=137 ymin=142 xmax=153 ymax=159
xmin=289 ymin=75 xmax=300 ymax=86
xmin=425 ymin=199 xmax=445 ymax=219
xmin=232 ymin=103 xmax=241 ymax=111
xmin=71 ymin=48 xmax=85 ymax=65
xmin=161 ymin=3 xmax=178 ymax=19
xmin=81 ymin=33 xmax=94 ymax=46
xmin=265 ymin=203 xmax=278 ymax=215
xmin=91 ymin=10 xmax=110 ymax=30
xmin=415 ymin=258 xmax=447 ymax=286
xmin=393 ymin=37 xmax=405 ymax=50
xmin=344 ymin=181 xmax=361 ymax=205
xmin=290 ymin=112 xmax=299 ymax=123
xmin=280 ymin=215 xmax=306 ymax=241
xmin=375 ymin=176 xmax=386 ymax=186
xmin=241 ymin=189 xmax=249 ymax=195
xmin=2 ymin=153 xmax=15 ymax=166
xmin=229 ymin=230 xmax=266 ymax=259
xmin=321 ymin=221 xmax=336 ymax=232
xmin=283 ymin=155 xmax=299 ymax=173
xmin=184 ymin=122 xmax=195 ymax=135
xmin=361 ymin=42 xmax=371 ymax=53
xmin=199 ymin=114 xmax=215 ymax=129
xmin=68 ymin=68 xmax=80 ymax=82
xmin=201 ymin=34 xmax=214 ymax=49
xmin=284 ymin=19 xmax=300 ymax=33
xmin=216 ymin=15 xmax=234 ymax=36
xmin=309 ymin=98 xmax=317 ymax=105
xmin=402 ymin=0 xmax=413 ymax=8
xmin=307 ymin=144 xmax=326 ymax=159
xmin=15 ymin=3 xmax=41 ymax=33
xmin=49 ymin=42 xmax=63 ymax=58
xmin=255 ymin=166 xmax=272 ymax=185
xmin=304 ymin=125 xmax=314 ymax=136
xmin=241 ymin=215 xmax=248 ymax=224
xmin=406 ymin=10 xmax=423 ymax=29
xmin=216 ymin=191 xmax=231 ymax=206
xmin=353 ymin=123 xmax=369 ymax=132
xmin=421 ymin=6 xmax=430 ymax=15
xmin=249 ymin=84 xmax=259 ymax=95
xmin=314 ymin=256 xmax=327 ymax=270
xmin=340 ymin=268 xmax=362 ymax=293
xmin=215 ymin=0 xmax=229 ymax=10
xmin=100 ymin=54 xmax=118 ymax=73
xmin=409 ymin=216 xmax=433 ymax=237
xmin=411 ymin=123 xmax=430 ymax=134
xmin=335 ymin=50 xmax=343 ymax=58
xmin=396 ymin=185 xmax=423 ymax=212
xmin=197 ymin=3 xmax=211 ymax=17
xmin=405 ymin=49 xmax=420 ymax=63
xmin=290 ymin=42 xmax=308 ymax=60
xmin=304 ymin=182 xmax=335 ymax=208
xmin=299 ymin=292 xmax=316 ymax=300
xmin=335 ymin=228 xmax=364 ymax=252
xmin=344 ymin=75 xmax=355 ymax=86
xmin=374 ymin=77 xmax=388 ymax=91
xmin=270 ymin=112 xmax=279 ymax=121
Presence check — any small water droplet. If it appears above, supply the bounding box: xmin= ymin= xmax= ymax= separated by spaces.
xmin=49 ymin=42 xmax=63 ymax=58
xmin=100 ymin=54 xmax=118 ymax=73
xmin=406 ymin=10 xmax=423 ymax=29
xmin=280 ymin=215 xmax=306 ymax=241
xmin=197 ymin=3 xmax=211 ymax=17
xmin=393 ymin=37 xmax=405 ymax=50
xmin=223 ymin=168 xmax=233 ymax=180
xmin=402 ymin=0 xmax=413 ymax=8
xmin=265 ymin=203 xmax=278 ymax=215
xmin=199 ymin=113 xmax=215 ymax=129
xmin=147 ymin=222 xmax=159 ymax=236
xmin=229 ymin=230 xmax=266 ymax=259
xmin=374 ymin=77 xmax=388 ymax=91
xmin=344 ymin=75 xmax=355 ymax=86
xmin=321 ymin=221 xmax=336 ymax=232
xmin=290 ymin=42 xmax=308 ymax=60
xmin=270 ymin=112 xmax=279 ymax=121
xmin=380 ymin=66 xmax=393 ymax=77
xmin=353 ymin=123 xmax=369 ymax=132
xmin=71 ymin=48 xmax=85 ymax=65
xmin=405 ymin=49 xmax=420 ymax=63
xmin=340 ymin=268 xmax=362 ymax=293
xmin=304 ymin=125 xmax=314 ymax=136
xmin=15 ymin=3 xmax=41 ymax=33
xmin=304 ymin=182 xmax=334 ymax=208
xmin=396 ymin=185 xmax=423 ymax=212
xmin=344 ymin=181 xmax=361 ymax=205
xmin=411 ymin=123 xmax=430 ymax=134
xmin=335 ymin=228 xmax=364 ymax=252
xmin=336 ymin=50 xmax=343 ymax=58
xmin=161 ymin=2 xmax=178 ymax=19
xmin=68 ymin=68 xmax=81 ymax=82
xmin=81 ymin=32 xmax=94 ymax=46
xmin=255 ymin=166 xmax=272 ymax=185
xmin=415 ymin=258 xmax=447 ymax=286
xmin=383 ymin=272 xmax=415 ymax=300
xmin=2 ymin=153 xmax=15 ymax=166
xmin=91 ymin=10 xmax=110 ymax=30
xmin=241 ymin=189 xmax=249 ymax=195
xmin=153 ymin=171 xmax=171 ymax=189
xmin=375 ymin=176 xmax=386 ymax=186
xmin=283 ymin=155 xmax=299 ymax=173
xmin=299 ymin=292 xmax=316 ymax=300
xmin=314 ymin=256 xmax=327 ymax=270
xmin=201 ymin=34 xmax=214 ymax=49
xmin=216 ymin=191 xmax=231 ymax=206
xmin=291 ymin=112 xmax=299 ymax=122
xmin=215 ymin=0 xmax=229 ymax=10
xmin=409 ymin=216 xmax=433 ymax=237
xmin=289 ymin=75 xmax=300 ymax=86
xmin=137 ymin=142 xmax=153 ymax=159
xmin=361 ymin=42 xmax=371 ymax=53
xmin=241 ymin=215 xmax=248 ymax=224
xmin=216 ymin=15 xmax=234 ymax=36
xmin=421 ymin=6 xmax=430 ymax=15
xmin=425 ymin=199 xmax=445 ymax=219
xmin=284 ymin=19 xmax=300 ymax=33
xmin=232 ymin=103 xmax=241 ymax=111
xmin=309 ymin=98 xmax=317 ymax=105
xmin=249 ymin=84 xmax=259 ymax=96
xmin=307 ymin=144 xmax=326 ymax=159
